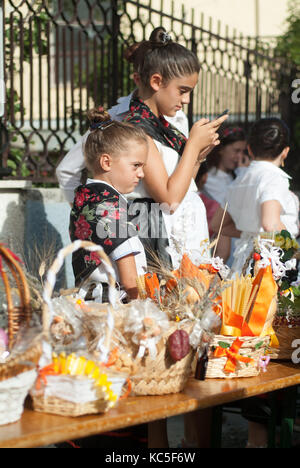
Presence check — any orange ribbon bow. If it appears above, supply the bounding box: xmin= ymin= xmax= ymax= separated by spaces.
xmin=213 ymin=337 xmax=254 ymax=373
xmin=35 ymin=363 xmax=60 ymax=391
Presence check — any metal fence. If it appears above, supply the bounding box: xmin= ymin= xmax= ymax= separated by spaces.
xmin=0 ymin=0 xmax=295 ymax=183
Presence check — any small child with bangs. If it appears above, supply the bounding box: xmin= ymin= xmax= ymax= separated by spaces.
xmin=69 ymin=107 xmax=148 ymax=302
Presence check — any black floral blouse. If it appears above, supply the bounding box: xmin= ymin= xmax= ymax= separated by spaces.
xmin=69 ymin=182 xmax=139 ymax=286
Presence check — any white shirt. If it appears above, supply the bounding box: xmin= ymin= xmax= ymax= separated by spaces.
xmin=204 ymin=168 xmax=234 ymax=205
xmin=225 ymin=160 xmax=299 ymax=237
xmin=56 ymin=93 xmax=189 ymax=203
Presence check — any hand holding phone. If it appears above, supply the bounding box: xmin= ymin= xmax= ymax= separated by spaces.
xmin=216 ymin=109 xmax=229 ymax=119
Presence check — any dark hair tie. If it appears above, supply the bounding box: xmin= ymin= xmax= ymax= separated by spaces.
xmin=90 ymin=119 xmax=113 ymax=130
xmin=161 ymin=32 xmax=171 ymax=44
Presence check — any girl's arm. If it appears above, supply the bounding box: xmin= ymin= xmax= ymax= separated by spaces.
xmin=192 ymin=144 xmax=215 ymax=180
xmin=260 ymin=200 xmax=286 ymax=232
xmin=211 ymin=207 xmax=241 ymax=238
xmin=143 ymin=116 xmax=227 ymax=208
xmin=116 ymin=254 xmax=139 ymax=300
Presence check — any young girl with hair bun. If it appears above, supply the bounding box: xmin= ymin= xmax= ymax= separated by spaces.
xmin=123 ymin=26 xmax=227 ymax=268
xmin=211 ymin=117 xmax=299 ymax=275
xmin=69 ymin=108 xmax=148 ymax=302
xmin=56 ymin=31 xmax=190 ymax=204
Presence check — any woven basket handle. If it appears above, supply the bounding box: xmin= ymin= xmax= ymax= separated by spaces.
xmin=0 ymin=245 xmax=31 ymax=350
xmin=42 ymin=240 xmax=119 ymax=337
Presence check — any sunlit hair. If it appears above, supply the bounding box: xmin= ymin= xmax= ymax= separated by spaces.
xmin=84 ymin=107 xmax=148 ymax=173
xmin=124 ymin=27 xmax=200 ymax=88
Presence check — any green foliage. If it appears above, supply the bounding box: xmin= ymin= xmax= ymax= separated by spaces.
xmin=4 ymin=9 xmax=50 ymax=178
xmin=276 ymin=0 xmax=300 ymax=65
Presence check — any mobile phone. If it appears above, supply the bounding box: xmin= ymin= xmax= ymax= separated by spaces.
xmin=216 ymin=109 xmax=229 ymax=119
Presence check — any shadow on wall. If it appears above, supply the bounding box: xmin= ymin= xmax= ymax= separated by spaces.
xmin=0 ymin=194 xmax=66 ymax=292
xmin=24 ymin=190 xmax=67 ymax=292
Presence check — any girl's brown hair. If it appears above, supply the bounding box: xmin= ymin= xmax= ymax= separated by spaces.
xmin=84 ymin=107 xmax=148 ymax=173
xmin=125 ymin=27 xmax=200 ymax=88
xmin=207 ymin=126 xmax=246 ymax=171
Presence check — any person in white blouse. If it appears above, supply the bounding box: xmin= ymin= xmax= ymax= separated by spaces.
xmin=203 ymin=126 xmax=247 ymax=205
xmin=211 ymin=117 xmax=300 ymax=275
xmin=56 ymin=92 xmax=189 ymax=204
xmin=202 ymin=127 xmax=247 ymax=263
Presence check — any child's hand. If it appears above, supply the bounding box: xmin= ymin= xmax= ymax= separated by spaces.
xmin=189 ymin=114 xmax=228 ymax=151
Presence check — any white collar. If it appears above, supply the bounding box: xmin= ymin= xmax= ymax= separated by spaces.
xmin=250 ymin=160 xmax=292 ymax=179
xmin=209 ymin=168 xmax=234 ymax=180
xmin=86 ymin=178 xmax=127 ymax=202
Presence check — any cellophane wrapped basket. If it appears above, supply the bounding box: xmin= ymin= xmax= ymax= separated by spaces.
xmin=119 ymin=319 xmax=195 ymax=396
xmin=30 ymin=241 xmax=128 ymax=417
xmin=0 ymin=245 xmax=42 ymax=425
xmin=113 ymin=253 xmax=221 ymax=395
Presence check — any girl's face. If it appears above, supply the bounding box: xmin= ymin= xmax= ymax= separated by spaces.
xmin=154 ymin=73 xmax=199 ymax=117
xmin=110 ymin=140 xmax=148 ymax=194
xmin=218 ymin=140 xmax=247 ymax=172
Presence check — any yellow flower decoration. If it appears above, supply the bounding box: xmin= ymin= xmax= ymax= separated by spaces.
xmin=285 ymin=237 xmax=292 ymax=250
xmin=275 ymin=235 xmax=285 ymax=247
xmin=292 ymin=239 xmax=299 ymax=249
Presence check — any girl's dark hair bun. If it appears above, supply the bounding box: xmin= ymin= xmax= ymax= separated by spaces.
xmin=248 ymin=118 xmax=290 ymax=160
xmin=149 ymin=26 xmax=172 ymax=45
xmin=87 ymin=107 xmax=111 ymax=126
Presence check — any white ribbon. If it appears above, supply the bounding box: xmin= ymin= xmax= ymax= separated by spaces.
xmin=136 ymin=337 xmax=158 ymax=360
xmin=96 ymin=307 xmax=115 ymax=363
xmin=43 ymin=241 xmax=118 ymax=323
xmin=257 ymin=238 xmax=296 ymax=281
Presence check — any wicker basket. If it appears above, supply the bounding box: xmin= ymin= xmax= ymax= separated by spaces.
xmin=32 ymin=372 xmax=127 ymax=417
xmin=31 ymin=240 xmax=128 ymax=416
xmin=0 ymin=245 xmax=42 ymax=425
xmin=36 ymin=240 xmax=196 ymax=398
xmin=206 ymin=335 xmax=270 ymax=379
xmin=268 ymin=321 xmax=300 ymax=360
xmin=129 ymin=321 xmax=195 ymax=395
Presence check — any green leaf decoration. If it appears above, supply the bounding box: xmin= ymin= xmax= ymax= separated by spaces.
xmin=255 ymin=341 xmax=264 ymax=350
xmin=280 ymin=230 xmax=292 ymax=239
xmin=218 ymin=341 xmax=230 ymax=349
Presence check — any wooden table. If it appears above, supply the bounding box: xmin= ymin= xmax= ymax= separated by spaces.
xmin=0 ymin=362 xmax=299 ymax=448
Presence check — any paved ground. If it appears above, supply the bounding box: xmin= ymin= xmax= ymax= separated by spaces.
xmin=167 ymin=411 xmax=248 ymax=448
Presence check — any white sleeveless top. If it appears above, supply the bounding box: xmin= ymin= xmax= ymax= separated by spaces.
xmin=127 ymin=140 xmax=210 ymax=269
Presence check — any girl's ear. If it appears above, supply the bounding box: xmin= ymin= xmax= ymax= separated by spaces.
xmin=99 ymin=153 xmax=112 ymax=172
xmin=247 ymin=144 xmax=255 ymax=160
xmin=282 ymin=146 xmax=290 ymax=161
xmin=149 ymin=73 xmax=163 ymax=91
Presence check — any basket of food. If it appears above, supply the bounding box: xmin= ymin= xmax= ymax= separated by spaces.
xmin=0 ymin=244 xmax=42 ymax=425
xmin=268 ymin=292 xmax=300 ymax=360
xmin=250 ymin=231 xmax=300 ymax=361
xmin=30 ymin=240 xmax=129 ymax=416
xmin=34 ymin=244 xmax=222 ymax=396
xmin=204 ymin=267 xmax=276 ymax=379
xmin=123 ymin=252 xmax=223 ymax=394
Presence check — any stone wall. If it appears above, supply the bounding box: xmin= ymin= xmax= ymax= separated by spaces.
xmin=0 ymin=181 xmax=74 ymax=291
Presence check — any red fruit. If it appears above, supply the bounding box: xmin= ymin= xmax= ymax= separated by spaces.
xmin=167 ymin=329 xmax=190 ymax=361
xmin=253 ymin=252 xmax=261 ymax=261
